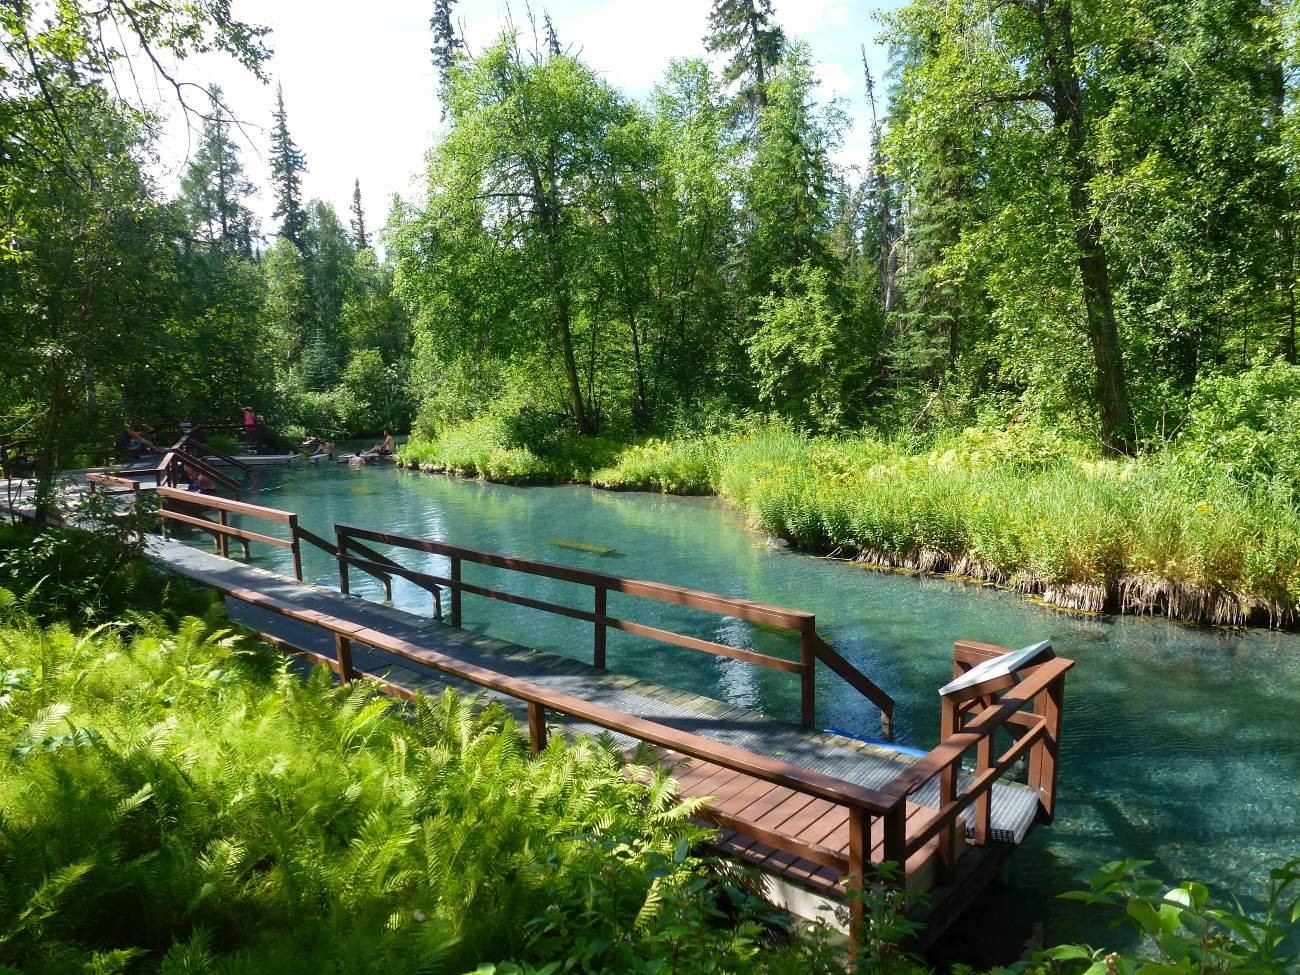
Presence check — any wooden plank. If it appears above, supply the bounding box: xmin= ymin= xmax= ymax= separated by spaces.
xmin=607 ymin=617 xmax=803 ymax=673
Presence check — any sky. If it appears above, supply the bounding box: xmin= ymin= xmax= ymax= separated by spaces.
xmin=155 ymin=1 xmax=902 ymax=240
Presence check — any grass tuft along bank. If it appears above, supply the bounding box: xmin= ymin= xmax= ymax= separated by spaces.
xmin=400 ymin=420 xmax=1300 ymax=628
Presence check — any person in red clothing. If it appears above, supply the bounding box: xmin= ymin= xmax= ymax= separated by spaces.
xmin=241 ymin=406 xmax=259 ymax=453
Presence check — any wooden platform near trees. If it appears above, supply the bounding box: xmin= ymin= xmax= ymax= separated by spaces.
xmin=136 ymin=488 xmax=1074 ymax=948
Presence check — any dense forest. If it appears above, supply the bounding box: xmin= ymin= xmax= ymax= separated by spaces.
xmin=3 ymin=4 xmax=1300 ymax=972
xmin=4 ymin=0 xmax=1300 ymax=623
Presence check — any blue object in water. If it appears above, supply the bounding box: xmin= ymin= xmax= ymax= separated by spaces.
xmin=824 ymin=727 xmax=929 ymax=758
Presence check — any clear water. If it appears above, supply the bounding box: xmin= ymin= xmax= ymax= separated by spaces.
xmin=234 ymin=462 xmax=1300 ymax=956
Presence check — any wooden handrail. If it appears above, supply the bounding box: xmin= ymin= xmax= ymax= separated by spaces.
xmin=300 ymin=526 xmax=396 ymax=601
xmin=217 ymin=581 xmax=902 ymax=816
xmin=87 ymin=473 xmax=142 ymax=492
xmin=811 ymin=635 xmax=895 ymax=736
xmin=169 ymin=445 xmax=242 ymax=494
xmin=156 ymin=486 xmax=292 ymax=522
xmin=178 ymin=434 xmax=252 ymax=474
xmin=334 ymin=523 xmax=896 ymax=731
xmin=337 ymin=524 xmax=814 ymax=630
xmin=882 ymin=657 xmax=1073 ymax=803
xmin=155 ymin=487 xmax=301 ymax=578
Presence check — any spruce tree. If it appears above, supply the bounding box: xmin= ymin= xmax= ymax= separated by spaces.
xmin=269 ymin=82 xmax=308 ymax=250
xmin=350 ymin=178 xmax=369 ymax=250
xmin=431 ymin=0 xmax=462 ymax=113
xmin=179 ymin=85 xmax=257 ymax=254
xmin=543 ymin=12 xmax=562 ymax=58
xmin=704 ymin=0 xmax=785 ymax=127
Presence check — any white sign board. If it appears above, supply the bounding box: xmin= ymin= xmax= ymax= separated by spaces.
xmin=938 ymin=640 xmax=1054 ymax=698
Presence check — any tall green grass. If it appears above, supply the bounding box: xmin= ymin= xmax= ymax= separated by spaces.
xmin=401 ymin=419 xmax=1300 ymax=626
xmin=713 ymin=425 xmax=1300 ymax=625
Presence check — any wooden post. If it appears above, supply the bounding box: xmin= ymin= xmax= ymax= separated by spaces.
xmin=432 ymin=586 xmax=442 ymax=620
xmin=882 ymin=800 xmax=907 ymax=885
xmin=217 ymin=509 xmax=230 ymax=558
xmin=288 ymin=515 xmax=303 ymax=581
xmin=846 ymin=806 xmax=870 ymax=955
xmin=593 ymin=586 xmax=607 ymax=669
xmin=334 ymin=633 xmax=354 ymax=683
xmin=450 ymin=556 xmax=462 ymax=627
xmin=799 ymin=624 xmax=816 ymax=729
xmin=1029 ymin=674 xmax=1065 ymax=822
xmin=335 ymin=528 xmax=351 ymax=595
xmin=527 ymin=701 xmax=547 ymax=754
xmin=937 ymin=696 xmax=960 ymax=878
xmin=974 ymin=732 xmax=993 ymax=845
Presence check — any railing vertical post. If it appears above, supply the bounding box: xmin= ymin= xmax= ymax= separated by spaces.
xmin=527 ymin=701 xmax=547 ymax=754
xmin=1029 ymin=674 xmax=1065 ymax=822
xmin=288 ymin=514 xmax=303 ymax=581
xmin=217 ymin=509 xmax=230 ymax=558
xmin=593 ymin=586 xmax=607 ymax=670
xmin=335 ymin=528 xmax=351 ymax=595
xmin=937 ymin=695 xmax=960 ymax=877
xmin=974 ymin=733 xmax=993 ymax=844
xmin=846 ymin=806 xmax=870 ymax=957
xmin=334 ymin=632 xmax=354 ymax=683
xmin=882 ymin=800 xmax=907 ymax=883
xmin=799 ymin=623 xmax=816 ymax=729
xmin=450 ymin=556 xmax=462 ymax=627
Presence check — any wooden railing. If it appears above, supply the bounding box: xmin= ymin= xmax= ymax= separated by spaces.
xmin=151 ymin=488 xmax=396 ymax=596
xmin=176 ymin=434 xmax=253 ymax=474
xmin=882 ymin=641 xmax=1072 ymax=880
xmin=206 ymin=580 xmax=909 ymax=908
xmin=334 ymin=523 xmax=894 ymax=734
xmin=158 ymin=446 xmax=243 ymax=495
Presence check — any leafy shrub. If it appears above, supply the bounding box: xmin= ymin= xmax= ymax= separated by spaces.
xmin=592 ymin=436 xmax=721 ymax=493
xmin=1032 ymin=859 xmax=1300 ymax=974
xmin=1178 ymin=362 xmax=1300 ymax=496
xmin=0 ymin=608 xmax=849 ymax=974
xmin=0 ymin=516 xmax=206 ymax=626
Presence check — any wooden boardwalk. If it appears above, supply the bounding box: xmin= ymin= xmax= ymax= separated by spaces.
xmin=148 ymin=527 xmax=1071 ymax=942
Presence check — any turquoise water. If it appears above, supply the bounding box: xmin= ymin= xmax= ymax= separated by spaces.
xmin=236 ymin=462 xmax=1300 ymax=956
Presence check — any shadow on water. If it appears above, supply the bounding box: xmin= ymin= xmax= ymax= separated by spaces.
xmin=234 ymin=464 xmax=1300 ymax=962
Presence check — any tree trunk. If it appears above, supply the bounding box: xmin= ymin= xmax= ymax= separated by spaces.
xmin=532 ymin=152 xmax=591 ymax=434
xmin=1044 ymin=0 xmax=1135 ymax=454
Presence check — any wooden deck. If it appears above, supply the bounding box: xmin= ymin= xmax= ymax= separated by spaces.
xmin=147 ymin=520 xmax=1072 ymax=944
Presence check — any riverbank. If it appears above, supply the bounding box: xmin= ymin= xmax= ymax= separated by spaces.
xmin=398 ymin=421 xmax=1300 ymax=628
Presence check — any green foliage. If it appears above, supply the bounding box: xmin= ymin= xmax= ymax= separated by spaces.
xmin=748 ymin=262 xmax=870 ymax=431
xmin=408 ymin=416 xmax=1300 ymax=625
xmin=0 ymin=517 xmax=205 ymax=627
xmin=1028 ymin=859 xmax=1300 ymax=974
xmin=0 ymin=608 xmax=850 ymax=974
xmin=1178 ymin=362 xmax=1300 ymax=497
xmin=592 ymin=436 xmax=722 ymax=494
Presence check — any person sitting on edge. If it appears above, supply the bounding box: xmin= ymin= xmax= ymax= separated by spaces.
xmin=182 ymin=463 xmax=214 ymax=493
xmin=123 ymin=424 xmax=160 ymax=455
xmin=312 ymin=439 xmax=335 ymax=459
xmin=369 ymin=431 xmax=395 ymax=456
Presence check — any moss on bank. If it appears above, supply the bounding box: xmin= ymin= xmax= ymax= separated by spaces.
xmin=399 ymin=421 xmax=1300 ymax=628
